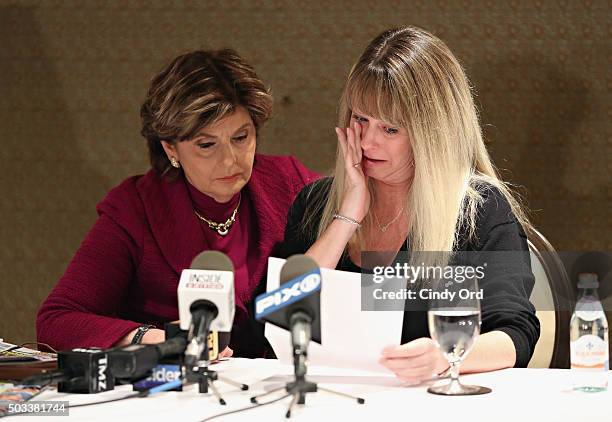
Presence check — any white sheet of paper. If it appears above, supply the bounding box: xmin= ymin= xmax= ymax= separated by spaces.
xmin=264 ymin=257 xmax=404 ymax=373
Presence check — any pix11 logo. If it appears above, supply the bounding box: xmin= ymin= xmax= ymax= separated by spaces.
xmin=255 ymin=272 xmax=321 ymax=316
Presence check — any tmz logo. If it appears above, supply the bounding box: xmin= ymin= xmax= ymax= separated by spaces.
xmin=256 ymin=273 xmax=321 ymax=316
xmin=186 ymin=273 xmax=223 ymax=289
xmin=97 ymin=356 xmax=108 ymax=390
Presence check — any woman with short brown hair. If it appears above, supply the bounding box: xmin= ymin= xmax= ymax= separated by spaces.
xmin=37 ymin=49 xmax=318 ymax=357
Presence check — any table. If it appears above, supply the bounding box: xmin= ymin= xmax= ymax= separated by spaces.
xmin=14 ymin=358 xmax=612 ymax=421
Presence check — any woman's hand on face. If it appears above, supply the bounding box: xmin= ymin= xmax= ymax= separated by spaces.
xmin=336 ymin=121 xmax=370 ymax=223
xmin=379 ymin=338 xmax=449 ymax=385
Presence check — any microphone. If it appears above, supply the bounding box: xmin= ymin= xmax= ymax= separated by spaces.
xmin=109 ymin=336 xmax=187 ymax=381
xmin=22 ymin=370 xmax=71 ymax=386
xmin=178 ymin=251 xmax=235 ymax=370
xmin=250 ymin=256 xmax=366 ymax=412
xmin=255 ymin=255 xmax=322 ymax=376
xmin=23 ymin=348 xmax=114 ymax=394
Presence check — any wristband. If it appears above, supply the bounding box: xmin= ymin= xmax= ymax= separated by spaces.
xmin=131 ymin=324 xmax=155 ymax=345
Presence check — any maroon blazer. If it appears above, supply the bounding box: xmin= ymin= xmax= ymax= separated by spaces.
xmin=37 ymin=154 xmax=319 ymax=354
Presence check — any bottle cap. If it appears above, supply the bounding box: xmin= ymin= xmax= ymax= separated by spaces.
xmin=577 ymin=273 xmax=599 ymax=289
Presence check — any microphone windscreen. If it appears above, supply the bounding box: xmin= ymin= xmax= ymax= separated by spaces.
xmin=280 ymin=255 xmax=319 ymax=284
xmin=190 ymin=250 xmax=234 ymax=272
xmin=258 ymin=254 xmax=322 ymax=343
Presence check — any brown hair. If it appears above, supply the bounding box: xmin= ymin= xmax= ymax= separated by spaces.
xmin=140 ymin=49 xmax=273 ymax=178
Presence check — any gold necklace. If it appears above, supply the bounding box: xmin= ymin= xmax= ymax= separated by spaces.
xmin=373 ymin=206 xmax=404 ymax=232
xmin=194 ymin=194 xmax=241 ymax=236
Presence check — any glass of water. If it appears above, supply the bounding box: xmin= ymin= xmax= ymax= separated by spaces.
xmin=427 ymin=268 xmax=491 ymax=395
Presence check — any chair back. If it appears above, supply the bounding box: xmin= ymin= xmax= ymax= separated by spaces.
xmin=527 ymin=228 xmax=573 ymax=368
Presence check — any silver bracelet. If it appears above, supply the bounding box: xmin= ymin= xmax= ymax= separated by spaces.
xmin=333 ymin=213 xmax=362 ymax=228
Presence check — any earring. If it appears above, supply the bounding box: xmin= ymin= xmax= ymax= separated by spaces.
xmin=170 ymin=157 xmax=180 ymax=168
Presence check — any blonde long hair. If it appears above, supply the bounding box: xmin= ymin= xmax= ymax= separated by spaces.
xmin=312 ymin=26 xmax=530 ymax=257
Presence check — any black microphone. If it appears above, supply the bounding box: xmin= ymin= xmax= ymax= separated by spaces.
xmin=250 ymin=256 xmax=365 ymax=413
xmin=255 ymin=255 xmax=322 ymax=376
xmin=23 ymin=348 xmax=114 ymax=394
xmin=109 ymin=336 xmax=187 ymax=381
xmin=178 ymin=251 xmax=235 ymax=370
xmin=22 ymin=369 xmax=71 ymax=386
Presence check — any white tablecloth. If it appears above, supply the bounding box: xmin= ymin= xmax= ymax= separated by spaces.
xmin=17 ymin=358 xmax=612 ymax=421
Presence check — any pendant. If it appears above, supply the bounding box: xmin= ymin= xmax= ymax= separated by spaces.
xmin=217 ymin=227 xmax=229 ymax=236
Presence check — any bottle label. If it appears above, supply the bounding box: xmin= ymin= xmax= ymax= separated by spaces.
xmin=571 ymin=335 xmax=609 ymax=369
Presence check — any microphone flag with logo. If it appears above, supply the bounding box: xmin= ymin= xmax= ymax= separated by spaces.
xmin=255 ymin=254 xmax=322 ymax=344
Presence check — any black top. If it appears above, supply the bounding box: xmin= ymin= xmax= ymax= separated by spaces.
xmin=280 ymin=178 xmax=541 ymax=368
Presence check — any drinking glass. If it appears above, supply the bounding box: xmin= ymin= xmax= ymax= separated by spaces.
xmin=427 ymin=269 xmax=491 ymax=395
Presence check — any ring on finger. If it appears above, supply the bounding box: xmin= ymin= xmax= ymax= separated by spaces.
xmin=353 ymin=162 xmax=361 ymax=168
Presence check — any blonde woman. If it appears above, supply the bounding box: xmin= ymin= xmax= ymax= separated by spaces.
xmin=282 ymin=27 xmax=540 ymax=384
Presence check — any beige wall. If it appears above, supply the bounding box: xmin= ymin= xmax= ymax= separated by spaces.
xmin=0 ymin=1 xmax=610 ymax=345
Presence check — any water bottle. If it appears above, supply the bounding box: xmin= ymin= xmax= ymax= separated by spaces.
xmin=570 ymin=273 xmax=609 ymax=392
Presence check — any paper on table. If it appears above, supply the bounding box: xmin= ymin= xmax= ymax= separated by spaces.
xmin=264 ymin=257 xmax=404 ymax=373
xmin=0 ymin=342 xmax=56 ymax=362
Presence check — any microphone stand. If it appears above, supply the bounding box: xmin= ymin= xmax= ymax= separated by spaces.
xmin=189 ymin=362 xmax=249 ymax=405
xmin=184 ymin=305 xmax=249 ymax=405
xmin=250 ymin=312 xmax=365 ymax=418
